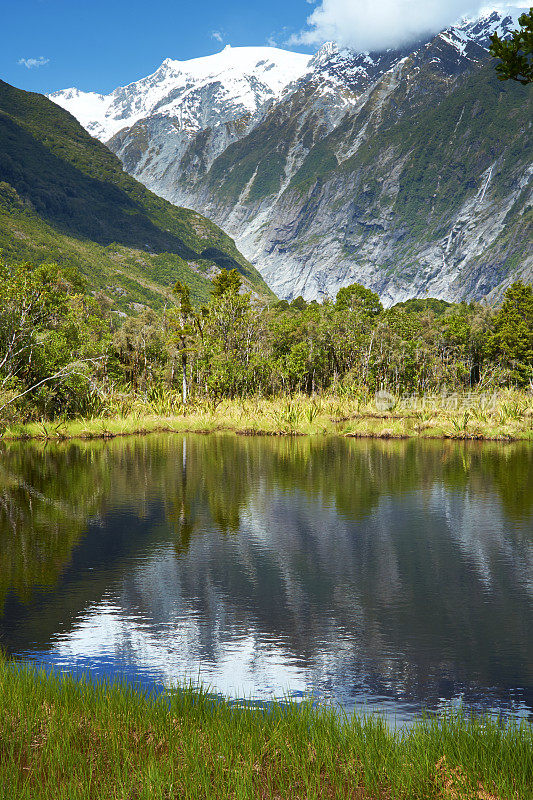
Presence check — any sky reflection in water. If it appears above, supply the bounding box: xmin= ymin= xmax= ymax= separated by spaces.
xmin=0 ymin=435 xmax=531 ymax=724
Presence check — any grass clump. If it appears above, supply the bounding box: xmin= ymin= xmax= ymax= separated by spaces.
xmin=2 ymin=390 xmax=532 ymax=442
xmin=0 ymin=658 xmax=532 ymax=800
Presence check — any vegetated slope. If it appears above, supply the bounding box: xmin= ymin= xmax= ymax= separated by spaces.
xmin=0 ymin=80 xmax=273 ymax=310
xmin=57 ymin=8 xmax=531 ymax=304
xmin=194 ymin=14 xmax=532 ymax=303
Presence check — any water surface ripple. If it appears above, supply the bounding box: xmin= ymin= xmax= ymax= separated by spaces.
xmin=0 ymin=435 xmax=531 ymax=724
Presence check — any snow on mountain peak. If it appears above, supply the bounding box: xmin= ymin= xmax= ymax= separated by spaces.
xmin=431 ymin=7 xmax=522 ymax=60
xmin=48 ymin=8 xmax=522 ymax=143
xmin=310 ymin=41 xmax=339 ymax=66
xmin=49 ymin=46 xmax=312 ymax=142
xmin=453 ymin=6 xmax=523 ymax=43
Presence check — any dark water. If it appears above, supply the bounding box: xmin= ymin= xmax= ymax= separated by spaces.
xmin=0 ymin=435 xmax=532 ymax=723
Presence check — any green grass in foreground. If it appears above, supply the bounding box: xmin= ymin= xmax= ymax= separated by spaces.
xmin=1 ymin=659 xmax=532 ymax=800
xmin=3 ymin=390 xmax=533 ymax=442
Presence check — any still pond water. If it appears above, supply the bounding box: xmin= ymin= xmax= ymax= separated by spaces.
xmin=0 ymin=435 xmax=532 ymax=724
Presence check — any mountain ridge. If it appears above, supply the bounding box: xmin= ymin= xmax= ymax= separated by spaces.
xmin=0 ymin=79 xmax=274 ymax=311
xmin=47 ymin=8 xmax=532 ymax=304
xmin=50 ymin=46 xmax=312 ymax=142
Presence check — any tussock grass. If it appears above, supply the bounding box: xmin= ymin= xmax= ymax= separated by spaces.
xmin=1 ymin=658 xmax=531 ymax=799
xmin=2 ymin=390 xmax=532 ymax=442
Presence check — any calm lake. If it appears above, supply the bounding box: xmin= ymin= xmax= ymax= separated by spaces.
xmin=0 ymin=435 xmax=532 ymax=724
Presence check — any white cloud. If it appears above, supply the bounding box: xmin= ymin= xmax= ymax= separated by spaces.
xmin=267 ymin=25 xmax=292 ymax=49
xmin=18 ymin=56 xmax=49 ymax=69
xmin=291 ymin=1 xmax=517 ymax=51
xmin=211 ymin=30 xmax=224 ymax=43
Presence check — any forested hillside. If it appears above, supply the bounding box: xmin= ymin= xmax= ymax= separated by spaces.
xmin=0 ymin=80 xmax=273 ymax=310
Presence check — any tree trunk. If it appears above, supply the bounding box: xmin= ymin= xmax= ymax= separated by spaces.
xmin=181 ymin=348 xmax=188 ymax=404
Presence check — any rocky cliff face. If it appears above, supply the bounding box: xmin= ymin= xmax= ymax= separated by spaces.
xmin=50 ymin=46 xmax=312 ymax=204
xmin=50 ymin=10 xmax=532 ymax=303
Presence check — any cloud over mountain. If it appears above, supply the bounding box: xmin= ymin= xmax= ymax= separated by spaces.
xmin=291 ymin=1 xmax=515 ymax=51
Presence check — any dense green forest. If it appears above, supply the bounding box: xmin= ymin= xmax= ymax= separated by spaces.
xmin=0 ymin=260 xmax=531 ymax=426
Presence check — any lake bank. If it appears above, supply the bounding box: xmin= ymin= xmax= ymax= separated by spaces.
xmin=2 ymin=658 xmax=532 ymax=800
xmin=2 ymin=391 xmax=532 ymax=442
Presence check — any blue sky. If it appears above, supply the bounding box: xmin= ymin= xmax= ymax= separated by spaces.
xmin=2 ymin=1 xmax=524 ymax=95
xmin=2 ymin=0 xmax=317 ymax=95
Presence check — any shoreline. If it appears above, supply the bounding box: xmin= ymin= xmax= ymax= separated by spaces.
xmin=2 ymin=658 xmax=532 ymax=800
xmin=1 ymin=393 xmax=532 ymax=443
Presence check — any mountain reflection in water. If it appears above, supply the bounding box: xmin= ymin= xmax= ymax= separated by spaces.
xmin=0 ymin=435 xmax=531 ymax=723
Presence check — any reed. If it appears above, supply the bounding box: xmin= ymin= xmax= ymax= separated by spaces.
xmin=0 ymin=658 xmax=531 ymax=800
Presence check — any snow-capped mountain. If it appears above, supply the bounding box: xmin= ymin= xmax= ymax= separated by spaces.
xmin=451 ymin=6 xmax=523 ymax=47
xmin=298 ymin=7 xmax=524 ymax=102
xmin=49 ymin=46 xmax=312 ymax=141
xmin=48 ymin=7 xmax=532 ymax=304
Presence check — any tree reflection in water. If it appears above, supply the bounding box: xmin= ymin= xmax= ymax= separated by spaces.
xmin=0 ymin=435 xmax=531 ymax=721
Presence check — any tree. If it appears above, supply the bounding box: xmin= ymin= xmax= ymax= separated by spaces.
xmin=490 ymin=282 xmax=533 ymax=387
xmin=290 ymin=296 xmax=307 ymax=311
xmin=200 ymin=274 xmax=258 ymax=398
xmin=490 ymin=8 xmax=533 ymax=85
xmin=335 ymin=283 xmax=383 ymax=318
xmin=210 ymin=268 xmax=242 ymax=298
xmin=113 ymin=310 xmax=165 ymax=390
xmin=0 ymin=262 xmax=108 ymax=421
xmin=169 ymin=281 xmax=199 ymax=404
